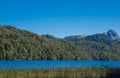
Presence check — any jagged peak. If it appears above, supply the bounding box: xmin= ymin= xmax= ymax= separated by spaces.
xmin=106 ymin=29 xmax=120 ymax=41
xmin=107 ymin=29 xmax=119 ymax=36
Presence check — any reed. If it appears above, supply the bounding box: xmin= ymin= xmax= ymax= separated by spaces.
xmin=0 ymin=67 xmax=120 ymax=78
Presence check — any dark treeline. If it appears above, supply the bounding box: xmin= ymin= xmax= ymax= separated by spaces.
xmin=0 ymin=25 xmax=120 ymax=60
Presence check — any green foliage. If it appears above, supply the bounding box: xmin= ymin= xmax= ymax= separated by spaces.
xmin=0 ymin=25 xmax=120 ymax=60
xmin=0 ymin=25 xmax=90 ymax=60
xmin=65 ymin=34 xmax=120 ymax=60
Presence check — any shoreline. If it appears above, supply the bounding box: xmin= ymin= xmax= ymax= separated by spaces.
xmin=0 ymin=67 xmax=120 ymax=78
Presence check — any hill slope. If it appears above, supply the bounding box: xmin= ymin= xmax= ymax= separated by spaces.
xmin=0 ymin=25 xmax=120 ymax=60
xmin=64 ymin=34 xmax=120 ymax=60
xmin=0 ymin=25 xmax=90 ymax=60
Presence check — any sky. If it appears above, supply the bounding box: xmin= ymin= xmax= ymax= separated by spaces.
xmin=0 ymin=0 xmax=120 ymax=38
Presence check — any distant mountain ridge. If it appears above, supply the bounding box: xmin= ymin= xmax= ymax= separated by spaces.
xmin=0 ymin=25 xmax=120 ymax=60
xmin=64 ymin=29 xmax=120 ymax=41
xmin=64 ymin=35 xmax=86 ymax=40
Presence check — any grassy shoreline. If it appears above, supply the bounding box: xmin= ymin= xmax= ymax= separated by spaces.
xmin=0 ymin=67 xmax=120 ymax=78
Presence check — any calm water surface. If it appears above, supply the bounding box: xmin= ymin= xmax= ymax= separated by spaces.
xmin=0 ymin=60 xmax=120 ymax=69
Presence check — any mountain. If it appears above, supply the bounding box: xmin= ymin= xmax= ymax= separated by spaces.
xmin=0 ymin=25 xmax=120 ymax=60
xmin=106 ymin=29 xmax=120 ymax=41
xmin=64 ymin=29 xmax=120 ymax=41
xmin=64 ymin=35 xmax=86 ymax=40
xmin=65 ymin=34 xmax=120 ymax=60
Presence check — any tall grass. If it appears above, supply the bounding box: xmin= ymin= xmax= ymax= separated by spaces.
xmin=0 ymin=67 xmax=120 ymax=78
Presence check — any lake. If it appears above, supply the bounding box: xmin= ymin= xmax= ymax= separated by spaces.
xmin=0 ymin=60 xmax=120 ymax=69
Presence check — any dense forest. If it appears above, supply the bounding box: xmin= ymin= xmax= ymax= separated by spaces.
xmin=64 ymin=34 xmax=120 ymax=60
xmin=0 ymin=25 xmax=120 ymax=60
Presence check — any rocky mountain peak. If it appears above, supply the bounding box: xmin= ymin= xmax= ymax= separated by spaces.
xmin=106 ymin=29 xmax=120 ymax=41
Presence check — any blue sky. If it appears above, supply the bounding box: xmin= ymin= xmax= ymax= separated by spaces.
xmin=0 ymin=0 xmax=120 ymax=38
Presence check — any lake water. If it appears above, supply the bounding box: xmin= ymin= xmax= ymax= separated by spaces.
xmin=0 ymin=60 xmax=120 ymax=69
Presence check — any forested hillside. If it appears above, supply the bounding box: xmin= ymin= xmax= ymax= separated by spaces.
xmin=0 ymin=25 xmax=90 ymax=60
xmin=65 ymin=34 xmax=120 ymax=60
xmin=0 ymin=25 xmax=120 ymax=60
